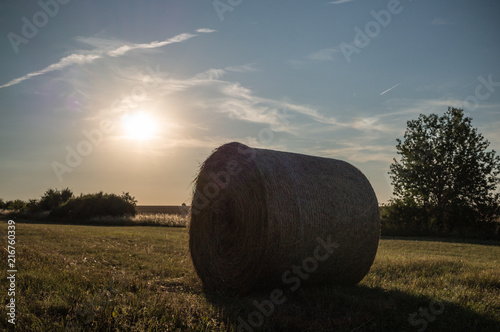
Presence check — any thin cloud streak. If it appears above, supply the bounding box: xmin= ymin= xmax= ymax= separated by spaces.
xmin=380 ymin=83 xmax=401 ymax=95
xmin=225 ymin=63 xmax=259 ymax=73
xmin=107 ymin=33 xmax=195 ymax=57
xmin=308 ymin=48 xmax=338 ymax=61
xmin=0 ymin=30 xmax=212 ymax=89
xmin=329 ymin=0 xmax=355 ymax=4
xmin=164 ymin=67 xmax=397 ymax=133
xmin=196 ymin=28 xmax=217 ymax=33
xmin=0 ymin=54 xmax=101 ymax=89
xmin=317 ymin=145 xmax=394 ymax=163
xmin=432 ymin=18 xmax=451 ymax=26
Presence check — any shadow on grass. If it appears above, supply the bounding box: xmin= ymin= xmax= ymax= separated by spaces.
xmin=204 ymin=283 xmax=499 ymax=332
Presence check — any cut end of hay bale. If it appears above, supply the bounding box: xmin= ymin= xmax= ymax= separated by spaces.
xmin=189 ymin=142 xmax=380 ymax=295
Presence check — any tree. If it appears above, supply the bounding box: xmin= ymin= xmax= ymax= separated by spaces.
xmin=121 ymin=192 xmax=137 ymax=207
xmin=6 ymin=199 xmax=26 ymax=211
xmin=389 ymin=107 xmax=500 ymax=231
xmin=38 ymin=188 xmax=73 ymax=211
xmin=26 ymin=199 xmax=41 ymax=213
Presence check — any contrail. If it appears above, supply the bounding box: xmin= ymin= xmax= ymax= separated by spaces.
xmin=380 ymin=83 xmax=401 ymax=96
xmin=0 ymin=30 xmax=213 ymax=89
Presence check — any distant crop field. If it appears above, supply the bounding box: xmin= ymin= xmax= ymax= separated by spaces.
xmin=136 ymin=205 xmax=188 ymax=215
xmin=1 ymin=221 xmax=499 ymax=331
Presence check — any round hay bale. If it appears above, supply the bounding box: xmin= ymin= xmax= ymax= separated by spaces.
xmin=189 ymin=142 xmax=380 ymax=294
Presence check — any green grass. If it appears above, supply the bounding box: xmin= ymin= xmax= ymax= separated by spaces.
xmin=1 ymin=221 xmax=499 ymax=331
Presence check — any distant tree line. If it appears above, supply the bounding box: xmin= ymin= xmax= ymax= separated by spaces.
xmin=383 ymin=108 xmax=500 ymax=240
xmin=0 ymin=188 xmax=137 ymax=223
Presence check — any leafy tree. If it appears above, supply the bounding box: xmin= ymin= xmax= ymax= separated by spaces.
xmin=389 ymin=107 xmax=500 ymax=231
xmin=0 ymin=198 xmax=5 ymax=210
xmin=38 ymin=188 xmax=73 ymax=211
xmin=26 ymin=199 xmax=42 ymax=213
xmin=7 ymin=199 xmax=26 ymax=211
xmin=121 ymin=192 xmax=138 ymax=206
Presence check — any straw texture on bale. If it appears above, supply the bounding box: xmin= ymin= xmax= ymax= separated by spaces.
xmin=189 ymin=142 xmax=380 ymax=294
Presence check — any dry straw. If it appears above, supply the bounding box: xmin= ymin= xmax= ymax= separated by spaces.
xmin=189 ymin=142 xmax=380 ymax=294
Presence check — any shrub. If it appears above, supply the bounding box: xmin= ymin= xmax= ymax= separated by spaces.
xmin=49 ymin=192 xmax=136 ymax=222
xmin=380 ymin=199 xmax=435 ymax=236
xmin=120 ymin=192 xmax=138 ymax=206
xmin=26 ymin=199 xmax=42 ymax=213
xmin=381 ymin=200 xmax=500 ymax=240
xmin=38 ymin=188 xmax=73 ymax=211
xmin=6 ymin=199 xmax=26 ymax=211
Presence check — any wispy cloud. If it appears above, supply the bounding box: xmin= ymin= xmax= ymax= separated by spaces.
xmin=431 ymin=18 xmax=450 ymax=26
xmin=107 ymin=33 xmax=195 ymax=57
xmin=75 ymin=36 xmax=128 ymax=50
xmin=165 ymin=67 xmax=402 ymax=134
xmin=196 ymin=28 xmax=217 ymax=33
xmin=287 ymin=59 xmax=307 ymax=69
xmin=145 ymin=67 xmax=342 ymax=132
xmin=329 ymin=0 xmax=355 ymax=4
xmin=416 ymin=80 xmax=458 ymax=93
xmin=307 ymin=48 xmax=338 ymax=61
xmin=317 ymin=143 xmax=395 ymax=163
xmin=225 ymin=63 xmax=259 ymax=73
xmin=192 ymin=68 xmax=226 ymax=81
xmin=94 ymin=62 xmax=408 ymax=160
xmin=380 ymin=83 xmax=401 ymax=95
xmin=0 ymin=30 xmax=214 ymax=89
xmin=0 ymin=54 xmax=101 ymax=89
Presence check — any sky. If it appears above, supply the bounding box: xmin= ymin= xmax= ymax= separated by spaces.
xmin=1 ymin=0 xmax=499 ymax=205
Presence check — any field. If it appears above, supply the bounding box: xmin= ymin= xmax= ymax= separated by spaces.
xmin=135 ymin=206 xmax=190 ymax=215
xmin=1 ymin=221 xmax=499 ymax=331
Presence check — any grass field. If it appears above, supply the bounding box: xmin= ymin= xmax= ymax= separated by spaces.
xmin=1 ymin=221 xmax=499 ymax=331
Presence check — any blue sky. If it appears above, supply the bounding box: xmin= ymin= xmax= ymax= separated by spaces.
xmin=1 ymin=0 xmax=499 ymax=205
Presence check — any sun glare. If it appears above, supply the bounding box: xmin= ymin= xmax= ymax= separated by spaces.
xmin=121 ymin=112 xmax=157 ymax=141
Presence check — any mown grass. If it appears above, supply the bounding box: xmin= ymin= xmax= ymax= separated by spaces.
xmin=1 ymin=221 xmax=499 ymax=331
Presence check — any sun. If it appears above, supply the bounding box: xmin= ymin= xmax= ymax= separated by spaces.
xmin=121 ymin=112 xmax=157 ymax=141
